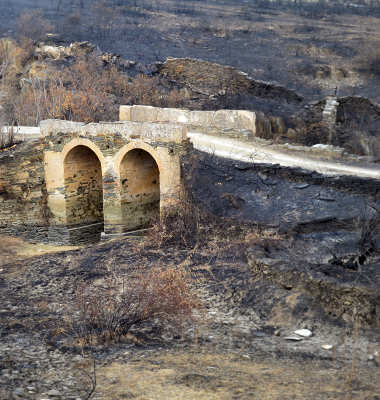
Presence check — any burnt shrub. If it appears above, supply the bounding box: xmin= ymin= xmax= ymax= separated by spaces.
xmin=73 ymin=265 xmax=200 ymax=344
xmin=355 ymin=40 xmax=380 ymax=76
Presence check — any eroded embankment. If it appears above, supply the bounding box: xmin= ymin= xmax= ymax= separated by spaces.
xmin=247 ymin=250 xmax=380 ymax=329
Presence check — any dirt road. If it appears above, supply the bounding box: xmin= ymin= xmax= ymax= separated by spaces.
xmin=188 ymin=132 xmax=380 ymax=178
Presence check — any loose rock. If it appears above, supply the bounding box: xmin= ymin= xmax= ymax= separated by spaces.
xmin=294 ymin=329 xmax=312 ymax=338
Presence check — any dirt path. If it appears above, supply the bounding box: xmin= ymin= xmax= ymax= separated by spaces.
xmin=188 ymin=132 xmax=380 ymax=178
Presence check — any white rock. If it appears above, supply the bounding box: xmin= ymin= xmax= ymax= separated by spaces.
xmin=294 ymin=329 xmax=312 ymax=338
xmin=321 ymin=344 xmax=333 ymax=350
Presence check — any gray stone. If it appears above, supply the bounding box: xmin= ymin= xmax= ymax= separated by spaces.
xmin=317 ymin=196 xmax=335 ymax=202
xmin=47 ymin=389 xmax=62 ymax=396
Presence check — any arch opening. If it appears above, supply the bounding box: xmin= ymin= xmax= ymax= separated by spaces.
xmin=120 ymin=149 xmax=160 ymax=231
xmin=63 ymin=145 xmax=104 ymax=235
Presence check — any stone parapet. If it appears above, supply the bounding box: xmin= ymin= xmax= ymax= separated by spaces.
xmin=40 ymin=119 xmax=187 ymax=143
xmin=119 ymin=105 xmax=256 ymax=135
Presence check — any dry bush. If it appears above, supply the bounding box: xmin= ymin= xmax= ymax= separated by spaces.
xmin=125 ymin=74 xmax=163 ymax=107
xmin=124 ymin=75 xmax=188 ymax=108
xmin=16 ymin=38 xmax=35 ymax=67
xmin=16 ymin=9 xmax=55 ymax=42
xmin=73 ymin=265 xmax=200 ymax=344
xmin=355 ymin=40 xmax=380 ymax=76
xmin=160 ymin=88 xmax=187 ymax=109
xmin=0 ymin=235 xmax=25 ymax=255
xmin=146 ymin=189 xmax=208 ymax=249
xmin=62 ymin=11 xmax=83 ymax=41
xmin=358 ymin=202 xmax=380 ymax=260
xmin=16 ymin=56 xmax=122 ymax=125
xmin=90 ymin=1 xmax=121 ymax=40
xmin=244 ymin=227 xmax=285 ymax=253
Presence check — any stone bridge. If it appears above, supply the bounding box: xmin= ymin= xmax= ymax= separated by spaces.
xmin=0 ymin=105 xmax=259 ymax=244
xmin=41 ymin=119 xmax=188 ymax=243
xmin=0 ymin=118 xmax=189 ymax=244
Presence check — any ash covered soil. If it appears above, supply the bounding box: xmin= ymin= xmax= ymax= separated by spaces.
xmin=1 ymin=153 xmax=380 ymax=399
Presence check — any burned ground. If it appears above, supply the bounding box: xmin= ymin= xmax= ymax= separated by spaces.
xmin=1 ymin=150 xmax=380 ymax=399
xmin=2 ymin=0 xmax=380 ymax=103
xmin=1 ymin=1 xmax=380 ymax=398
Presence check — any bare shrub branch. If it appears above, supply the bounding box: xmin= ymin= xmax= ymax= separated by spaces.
xmin=72 ymin=265 xmax=201 ymax=344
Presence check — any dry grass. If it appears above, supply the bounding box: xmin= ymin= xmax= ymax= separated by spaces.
xmin=94 ymin=347 xmax=378 ymax=400
xmin=355 ymin=40 xmax=380 ymax=77
xmin=0 ymin=234 xmax=26 ymax=254
xmin=0 ymin=234 xmax=80 ymax=267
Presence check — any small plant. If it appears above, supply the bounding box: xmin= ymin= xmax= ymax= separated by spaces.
xmin=73 ymin=265 xmax=200 ymax=344
xmin=357 ymin=201 xmax=380 ymax=267
xmin=146 ymin=187 xmax=207 ymax=248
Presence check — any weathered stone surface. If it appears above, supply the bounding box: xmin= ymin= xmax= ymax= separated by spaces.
xmin=120 ymin=105 xmax=256 ymax=134
xmin=269 ymin=116 xmax=286 ymax=135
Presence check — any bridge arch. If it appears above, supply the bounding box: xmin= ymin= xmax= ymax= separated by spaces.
xmin=60 ymin=138 xmax=106 ymax=172
xmin=115 ymin=142 xmax=162 ymax=230
xmin=63 ymin=141 xmax=105 ymax=227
